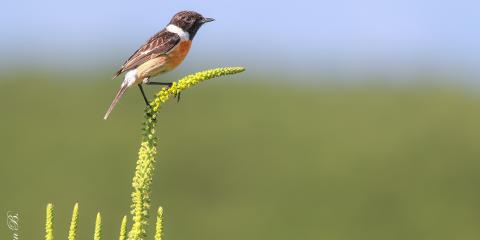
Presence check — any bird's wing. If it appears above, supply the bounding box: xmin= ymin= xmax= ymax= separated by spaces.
xmin=113 ymin=30 xmax=180 ymax=78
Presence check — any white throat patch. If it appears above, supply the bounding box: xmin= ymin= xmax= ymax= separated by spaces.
xmin=166 ymin=24 xmax=190 ymax=40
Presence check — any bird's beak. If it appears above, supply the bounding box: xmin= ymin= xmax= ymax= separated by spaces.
xmin=202 ymin=18 xmax=215 ymax=23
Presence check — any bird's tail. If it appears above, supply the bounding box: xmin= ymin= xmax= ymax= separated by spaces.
xmin=104 ymin=84 xmax=129 ymax=120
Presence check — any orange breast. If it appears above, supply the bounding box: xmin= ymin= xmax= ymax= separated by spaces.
xmin=166 ymin=40 xmax=192 ymax=70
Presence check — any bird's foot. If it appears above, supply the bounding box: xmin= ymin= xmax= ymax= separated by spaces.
xmin=147 ymin=81 xmax=181 ymax=103
xmin=174 ymin=91 xmax=181 ymax=103
xmin=144 ymin=104 xmax=158 ymax=120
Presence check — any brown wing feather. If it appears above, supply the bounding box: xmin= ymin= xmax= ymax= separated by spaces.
xmin=113 ymin=30 xmax=180 ymax=79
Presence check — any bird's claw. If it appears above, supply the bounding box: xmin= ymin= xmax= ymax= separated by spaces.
xmin=164 ymin=83 xmax=181 ymax=103
xmin=174 ymin=92 xmax=181 ymax=103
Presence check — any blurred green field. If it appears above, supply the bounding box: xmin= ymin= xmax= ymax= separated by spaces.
xmin=1 ymin=73 xmax=480 ymax=240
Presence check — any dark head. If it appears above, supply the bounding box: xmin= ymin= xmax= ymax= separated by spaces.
xmin=169 ymin=11 xmax=214 ymax=40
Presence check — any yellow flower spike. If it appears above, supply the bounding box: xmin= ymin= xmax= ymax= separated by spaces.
xmin=127 ymin=67 xmax=244 ymax=240
xmin=45 ymin=203 xmax=54 ymax=240
xmin=68 ymin=203 xmax=79 ymax=240
xmin=154 ymin=207 xmax=164 ymax=240
xmin=94 ymin=213 xmax=102 ymax=240
xmin=118 ymin=215 xmax=128 ymax=240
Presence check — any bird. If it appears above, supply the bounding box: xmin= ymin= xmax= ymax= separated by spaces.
xmin=104 ymin=11 xmax=215 ymax=120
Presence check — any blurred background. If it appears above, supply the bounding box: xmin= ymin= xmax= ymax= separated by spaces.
xmin=1 ymin=0 xmax=480 ymax=239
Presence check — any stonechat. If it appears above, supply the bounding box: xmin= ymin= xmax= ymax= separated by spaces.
xmin=104 ymin=11 xmax=214 ymax=119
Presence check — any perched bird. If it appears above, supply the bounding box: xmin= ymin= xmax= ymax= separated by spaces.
xmin=104 ymin=11 xmax=214 ymax=119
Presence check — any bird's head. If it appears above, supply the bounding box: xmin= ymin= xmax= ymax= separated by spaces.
xmin=169 ymin=11 xmax=214 ymax=40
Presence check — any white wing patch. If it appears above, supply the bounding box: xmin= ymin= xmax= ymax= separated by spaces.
xmin=141 ymin=49 xmax=152 ymax=55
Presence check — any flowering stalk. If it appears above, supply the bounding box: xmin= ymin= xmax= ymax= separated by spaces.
xmin=154 ymin=207 xmax=163 ymax=240
xmin=45 ymin=203 xmax=54 ymax=240
xmin=68 ymin=203 xmax=79 ymax=240
xmin=119 ymin=215 xmax=128 ymax=240
xmin=94 ymin=213 xmax=102 ymax=240
xmin=128 ymin=67 xmax=245 ymax=240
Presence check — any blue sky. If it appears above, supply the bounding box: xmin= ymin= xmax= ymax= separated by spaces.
xmin=1 ymin=0 xmax=479 ymax=78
